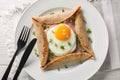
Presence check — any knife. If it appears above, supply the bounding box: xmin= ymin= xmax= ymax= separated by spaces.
xmin=13 ymin=38 xmax=37 ymax=80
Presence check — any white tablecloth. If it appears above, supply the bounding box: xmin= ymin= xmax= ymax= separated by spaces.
xmin=0 ymin=0 xmax=120 ymax=80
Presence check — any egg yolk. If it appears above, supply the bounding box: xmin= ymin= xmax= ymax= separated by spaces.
xmin=55 ymin=24 xmax=71 ymax=41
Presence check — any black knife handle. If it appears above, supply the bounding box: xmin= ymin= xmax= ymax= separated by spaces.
xmin=13 ymin=38 xmax=37 ymax=80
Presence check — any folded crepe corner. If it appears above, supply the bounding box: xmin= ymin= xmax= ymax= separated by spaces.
xmin=32 ymin=6 xmax=95 ymax=70
xmin=75 ymin=11 xmax=95 ymax=59
xmin=32 ymin=18 xmax=49 ymax=66
xmin=32 ymin=6 xmax=81 ymax=25
xmin=41 ymin=52 xmax=91 ymax=70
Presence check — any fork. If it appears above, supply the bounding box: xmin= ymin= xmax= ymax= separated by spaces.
xmin=2 ymin=26 xmax=30 ymax=80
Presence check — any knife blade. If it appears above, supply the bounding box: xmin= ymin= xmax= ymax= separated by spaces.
xmin=13 ymin=38 xmax=37 ymax=80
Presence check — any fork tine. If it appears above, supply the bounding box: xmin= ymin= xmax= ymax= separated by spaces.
xmin=19 ymin=26 xmax=25 ymax=41
xmin=19 ymin=26 xmax=30 ymax=42
xmin=23 ymin=26 xmax=28 ymax=41
xmin=22 ymin=27 xmax=28 ymax=41
xmin=20 ymin=26 xmax=27 ymax=41
xmin=24 ymin=26 xmax=30 ymax=42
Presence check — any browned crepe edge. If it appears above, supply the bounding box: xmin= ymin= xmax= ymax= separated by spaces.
xmin=32 ymin=6 xmax=95 ymax=70
xmin=41 ymin=52 xmax=91 ymax=70
xmin=32 ymin=6 xmax=81 ymax=25
xmin=75 ymin=12 xmax=95 ymax=59
xmin=32 ymin=18 xmax=49 ymax=66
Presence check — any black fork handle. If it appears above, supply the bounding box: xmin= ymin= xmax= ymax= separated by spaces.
xmin=2 ymin=49 xmax=19 ymax=80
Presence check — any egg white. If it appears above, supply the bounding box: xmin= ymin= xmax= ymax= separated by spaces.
xmin=46 ymin=24 xmax=76 ymax=56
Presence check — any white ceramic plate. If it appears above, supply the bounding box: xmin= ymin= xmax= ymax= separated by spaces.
xmin=15 ymin=0 xmax=109 ymax=80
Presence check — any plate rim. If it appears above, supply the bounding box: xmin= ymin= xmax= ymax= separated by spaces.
xmin=15 ymin=0 xmax=109 ymax=80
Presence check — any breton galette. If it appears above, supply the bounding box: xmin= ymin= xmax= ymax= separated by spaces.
xmin=32 ymin=6 xmax=94 ymax=70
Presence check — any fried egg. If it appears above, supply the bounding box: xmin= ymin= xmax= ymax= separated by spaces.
xmin=46 ymin=24 xmax=76 ymax=56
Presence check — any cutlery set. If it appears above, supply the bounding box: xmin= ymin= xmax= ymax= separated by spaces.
xmin=2 ymin=26 xmax=37 ymax=80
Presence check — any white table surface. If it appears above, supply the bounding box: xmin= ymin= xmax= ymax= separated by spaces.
xmin=0 ymin=0 xmax=120 ymax=80
xmin=0 ymin=0 xmax=37 ymax=78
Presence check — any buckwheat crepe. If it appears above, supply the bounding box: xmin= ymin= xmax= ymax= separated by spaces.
xmin=32 ymin=6 xmax=94 ymax=70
